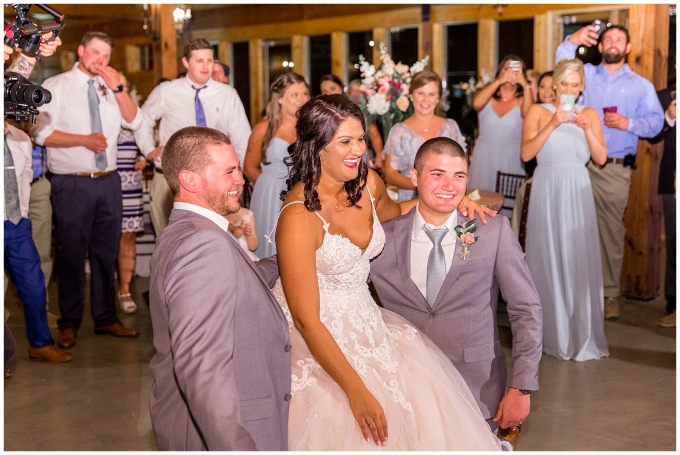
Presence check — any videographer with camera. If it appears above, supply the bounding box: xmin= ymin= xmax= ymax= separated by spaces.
xmin=4 ymin=30 xmax=72 ymax=365
xmin=30 ymin=31 xmax=144 ymax=350
xmin=556 ymin=24 xmax=664 ymax=320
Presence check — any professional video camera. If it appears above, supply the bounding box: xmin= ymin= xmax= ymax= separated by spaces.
xmin=4 ymin=4 xmax=65 ymax=122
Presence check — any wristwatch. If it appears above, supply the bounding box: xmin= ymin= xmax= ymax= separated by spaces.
xmin=111 ymin=84 xmax=124 ymax=93
xmin=512 ymin=387 xmax=532 ymax=395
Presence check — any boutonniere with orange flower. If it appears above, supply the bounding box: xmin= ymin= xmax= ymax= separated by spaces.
xmin=454 ymin=219 xmax=478 ymax=261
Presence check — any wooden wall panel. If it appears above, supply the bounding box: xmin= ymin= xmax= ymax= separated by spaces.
xmin=621 ymin=4 xmax=670 ymax=300
xmin=431 ymin=22 xmax=445 ymax=80
xmin=372 ymin=28 xmax=388 ymax=65
xmin=331 ymin=32 xmax=347 ymax=85
xmin=533 ymin=14 xmax=549 ymax=73
xmin=477 ymin=19 xmax=497 ymax=76
xmin=249 ymin=39 xmax=265 ymax=127
xmin=291 ymin=35 xmax=308 ymax=80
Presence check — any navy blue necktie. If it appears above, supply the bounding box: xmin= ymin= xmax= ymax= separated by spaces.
xmin=193 ymin=85 xmax=207 ymax=127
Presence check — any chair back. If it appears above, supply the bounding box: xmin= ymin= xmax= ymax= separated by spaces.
xmin=495 ymin=171 xmax=527 ymax=213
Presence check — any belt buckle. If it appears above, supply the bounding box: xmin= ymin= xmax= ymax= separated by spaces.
xmin=90 ymin=172 xmax=96 ymax=178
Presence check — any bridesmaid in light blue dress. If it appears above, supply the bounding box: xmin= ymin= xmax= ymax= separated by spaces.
xmin=521 ymin=59 xmax=609 ymax=361
xmin=244 ymin=72 xmax=310 ymax=259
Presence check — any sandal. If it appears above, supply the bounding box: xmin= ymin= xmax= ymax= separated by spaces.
xmin=117 ymin=293 xmax=138 ymax=314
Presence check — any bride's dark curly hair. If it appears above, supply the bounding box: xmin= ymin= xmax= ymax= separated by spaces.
xmin=280 ymin=94 xmax=368 ymax=212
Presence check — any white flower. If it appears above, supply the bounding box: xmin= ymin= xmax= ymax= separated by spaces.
xmin=366 ymin=93 xmax=390 ymax=116
xmin=395 ymin=63 xmax=410 ymax=76
xmin=409 ymin=56 xmax=430 ymax=75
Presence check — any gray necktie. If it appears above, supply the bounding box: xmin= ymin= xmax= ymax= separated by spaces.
xmin=88 ymin=79 xmax=107 ymax=171
xmin=4 ymin=134 xmax=22 ymax=224
xmin=423 ymin=226 xmax=448 ymax=307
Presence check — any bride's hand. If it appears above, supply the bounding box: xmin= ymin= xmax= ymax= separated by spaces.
xmin=458 ymin=195 xmax=497 ymax=225
xmin=348 ymin=387 xmax=388 ymax=446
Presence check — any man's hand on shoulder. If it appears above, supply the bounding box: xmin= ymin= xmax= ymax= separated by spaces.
xmin=492 ymin=388 xmax=531 ymax=429
xmin=568 ymin=25 xmax=599 ymax=47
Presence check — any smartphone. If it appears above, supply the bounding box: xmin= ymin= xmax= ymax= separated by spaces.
xmin=559 ymin=94 xmax=575 ymax=121
xmin=591 ymin=19 xmax=605 ymax=38
xmin=508 ymin=60 xmax=521 ymax=72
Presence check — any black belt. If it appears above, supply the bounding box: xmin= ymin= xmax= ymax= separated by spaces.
xmin=154 ymin=168 xmax=164 ymax=175
xmin=605 ymin=157 xmax=625 ymax=165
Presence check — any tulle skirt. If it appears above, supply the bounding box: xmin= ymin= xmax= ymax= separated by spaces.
xmin=285 ymin=305 xmax=502 ymax=451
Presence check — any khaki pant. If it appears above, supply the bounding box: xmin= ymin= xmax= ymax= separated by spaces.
xmin=28 ymin=176 xmax=52 ymax=292
xmin=149 ymin=171 xmax=174 ymax=238
xmin=587 ymin=161 xmax=632 ymax=298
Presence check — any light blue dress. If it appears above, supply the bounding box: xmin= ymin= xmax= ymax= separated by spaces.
xmin=525 ymin=103 xmax=609 ymax=361
xmin=250 ymin=137 xmax=290 ymax=259
xmin=468 ymin=102 xmax=525 ymax=216
xmin=383 ymin=119 xmax=466 ymax=202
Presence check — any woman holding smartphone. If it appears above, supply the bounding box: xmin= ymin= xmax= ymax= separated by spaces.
xmin=468 ymin=55 xmax=533 ymax=215
xmin=521 ymin=58 xmax=609 ymax=362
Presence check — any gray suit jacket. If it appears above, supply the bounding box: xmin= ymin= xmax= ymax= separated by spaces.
xmin=149 ymin=209 xmax=290 ymax=450
xmin=370 ymin=208 xmax=542 ymax=421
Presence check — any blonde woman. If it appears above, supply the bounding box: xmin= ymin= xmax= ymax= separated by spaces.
xmin=244 ymin=72 xmax=310 ymax=258
xmin=521 ymin=58 xmax=609 ymax=361
xmin=382 ymin=70 xmax=466 ymax=202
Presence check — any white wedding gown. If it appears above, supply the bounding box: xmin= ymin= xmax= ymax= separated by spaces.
xmin=270 ymin=192 xmax=501 ymax=451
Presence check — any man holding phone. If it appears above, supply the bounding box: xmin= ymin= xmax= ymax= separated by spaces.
xmin=556 ymin=24 xmax=664 ymax=319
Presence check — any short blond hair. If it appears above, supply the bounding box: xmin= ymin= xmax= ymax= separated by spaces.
xmin=552 ymin=59 xmax=585 ymax=91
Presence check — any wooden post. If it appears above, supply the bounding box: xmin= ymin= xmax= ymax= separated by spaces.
xmin=431 ymin=22 xmax=445 ymax=80
xmin=218 ymin=41 xmax=230 ymax=67
xmin=533 ymin=14 xmax=549 ymax=73
xmin=152 ymin=4 xmax=178 ymax=81
xmin=621 ymin=4 xmax=670 ymax=300
xmin=419 ymin=4 xmax=432 ymax=68
xmin=372 ymin=27 xmax=388 ymax=64
xmin=330 ymin=32 xmax=347 ymax=83
xmin=249 ymin=38 xmax=265 ymax=127
xmin=291 ymin=34 xmax=308 ymax=81
xmin=477 ymin=19 xmax=497 ymax=77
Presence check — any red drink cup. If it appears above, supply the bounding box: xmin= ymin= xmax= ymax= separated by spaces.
xmin=603 ymin=106 xmax=618 ymax=114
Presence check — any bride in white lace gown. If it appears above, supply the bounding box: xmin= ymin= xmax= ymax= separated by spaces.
xmin=271 ymin=95 xmax=501 ymax=450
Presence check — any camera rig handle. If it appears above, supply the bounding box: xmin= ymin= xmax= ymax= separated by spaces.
xmin=4 ymin=4 xmax=65 ymax=61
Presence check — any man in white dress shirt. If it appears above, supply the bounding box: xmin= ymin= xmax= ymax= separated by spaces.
xmin=135 ymin=38 xmax=251 ymax=237
xmin=31 ymin=31 xmax=144 ymax=349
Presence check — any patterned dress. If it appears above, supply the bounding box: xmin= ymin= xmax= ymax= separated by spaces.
xmin=117 ymin=128 xmax=144 ymax=233
xmin=270 ymin=189 xmax=501 ymax=450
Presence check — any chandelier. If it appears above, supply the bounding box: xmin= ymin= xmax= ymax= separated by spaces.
xmin=173 ymin=4 xmax=192 ymax=34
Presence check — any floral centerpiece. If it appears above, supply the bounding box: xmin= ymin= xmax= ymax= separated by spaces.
xmin=356 ymin=43 xmax=429 ymax=142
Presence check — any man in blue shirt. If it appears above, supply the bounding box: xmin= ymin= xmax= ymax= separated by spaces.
xmin=556 ymin=24 xmax=664 ymax=319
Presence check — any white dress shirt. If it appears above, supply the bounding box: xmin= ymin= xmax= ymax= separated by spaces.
xmin=410 ymin=205 xmax=459 ymax=299
xmin=135 ymin=77 xmax=251 ymax=166
xmin=4 ymin=124 xmax=33 ymax=219
xmin=173 ymin=202 xmax=230 ymax=233
xmin=30 ymin=63 xmax=144 ymax=174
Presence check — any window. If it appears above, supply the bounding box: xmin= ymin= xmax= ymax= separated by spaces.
xmin=389 ymin=26 xmax=418 ymax=66
xmin=232 ymin=41 xmax=251 ymax=121
xmin=499 ymin=19 xmax=534 ymax=70
xmin=266 ymin=40 xmax=292 ymax=96
xmin=309 ymin=34 xmax=331 ymax=95
xmin=348 ymin=30 xmax=373 ymax=84
xmin=445 ymin=22 xmax=478 ymax=138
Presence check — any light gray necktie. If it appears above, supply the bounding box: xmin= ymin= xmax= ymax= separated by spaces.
xmin=423 ymin=226 xmax=448 ymax=307
xmin=88 ymin=79 xmax=107 ymax=171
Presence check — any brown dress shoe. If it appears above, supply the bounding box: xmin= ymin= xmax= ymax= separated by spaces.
xmin=94 ymin=321 xmax=139 ymax=337
xmin=28 ymin=345 xmax=73 ymax=362
xmin=56 ymin=328 xmax=77 ymax=349
xmin=498 ymin=425 xmax=521 ymax=449
xmin=604 ymin=297 xmax=620 ymax=319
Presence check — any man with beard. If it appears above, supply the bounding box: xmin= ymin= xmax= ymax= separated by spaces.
xmin=148 ymin=127 xmax=290 ymax=450
xmin=556 ymin=25 xmax=664 ymax=319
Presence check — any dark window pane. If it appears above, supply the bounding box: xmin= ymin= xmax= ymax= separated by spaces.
xmin=499 ymin=19 xmax=534 ymax=70
xmin=232 ymin=41 xmax=251 ymax=121
xmin=445 ymin=22 xmax=478 ymax=137
xmin=389 ymin=27 xmax=418 ymax=66
xmin=669 ymin=13 xmax=676 ymax=85
xmin=268 ymin=43 xmax=292 ymax=93
xmin=309 ymin=34 xmax=332 ymax=96
xmin=348 ymin=30 xmax=373 ymax=84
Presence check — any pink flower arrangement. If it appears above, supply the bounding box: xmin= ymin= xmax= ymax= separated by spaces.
xmin=461 ymin=232 xmax=476 ymax=245
xmin=355 ymin=43 xmax=430 ymax=142
xmin=454 ymin=219 xmax=479 ymax=261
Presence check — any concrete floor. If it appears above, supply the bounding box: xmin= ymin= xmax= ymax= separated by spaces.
xmin=4 ymin=275 xmax=676 ymax=451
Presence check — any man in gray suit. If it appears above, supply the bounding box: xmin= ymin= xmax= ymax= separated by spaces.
xmin=148 ymin=126 xmax=291 ymax=450
xmin=370 ymin=137 xmax=542 ymax=448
